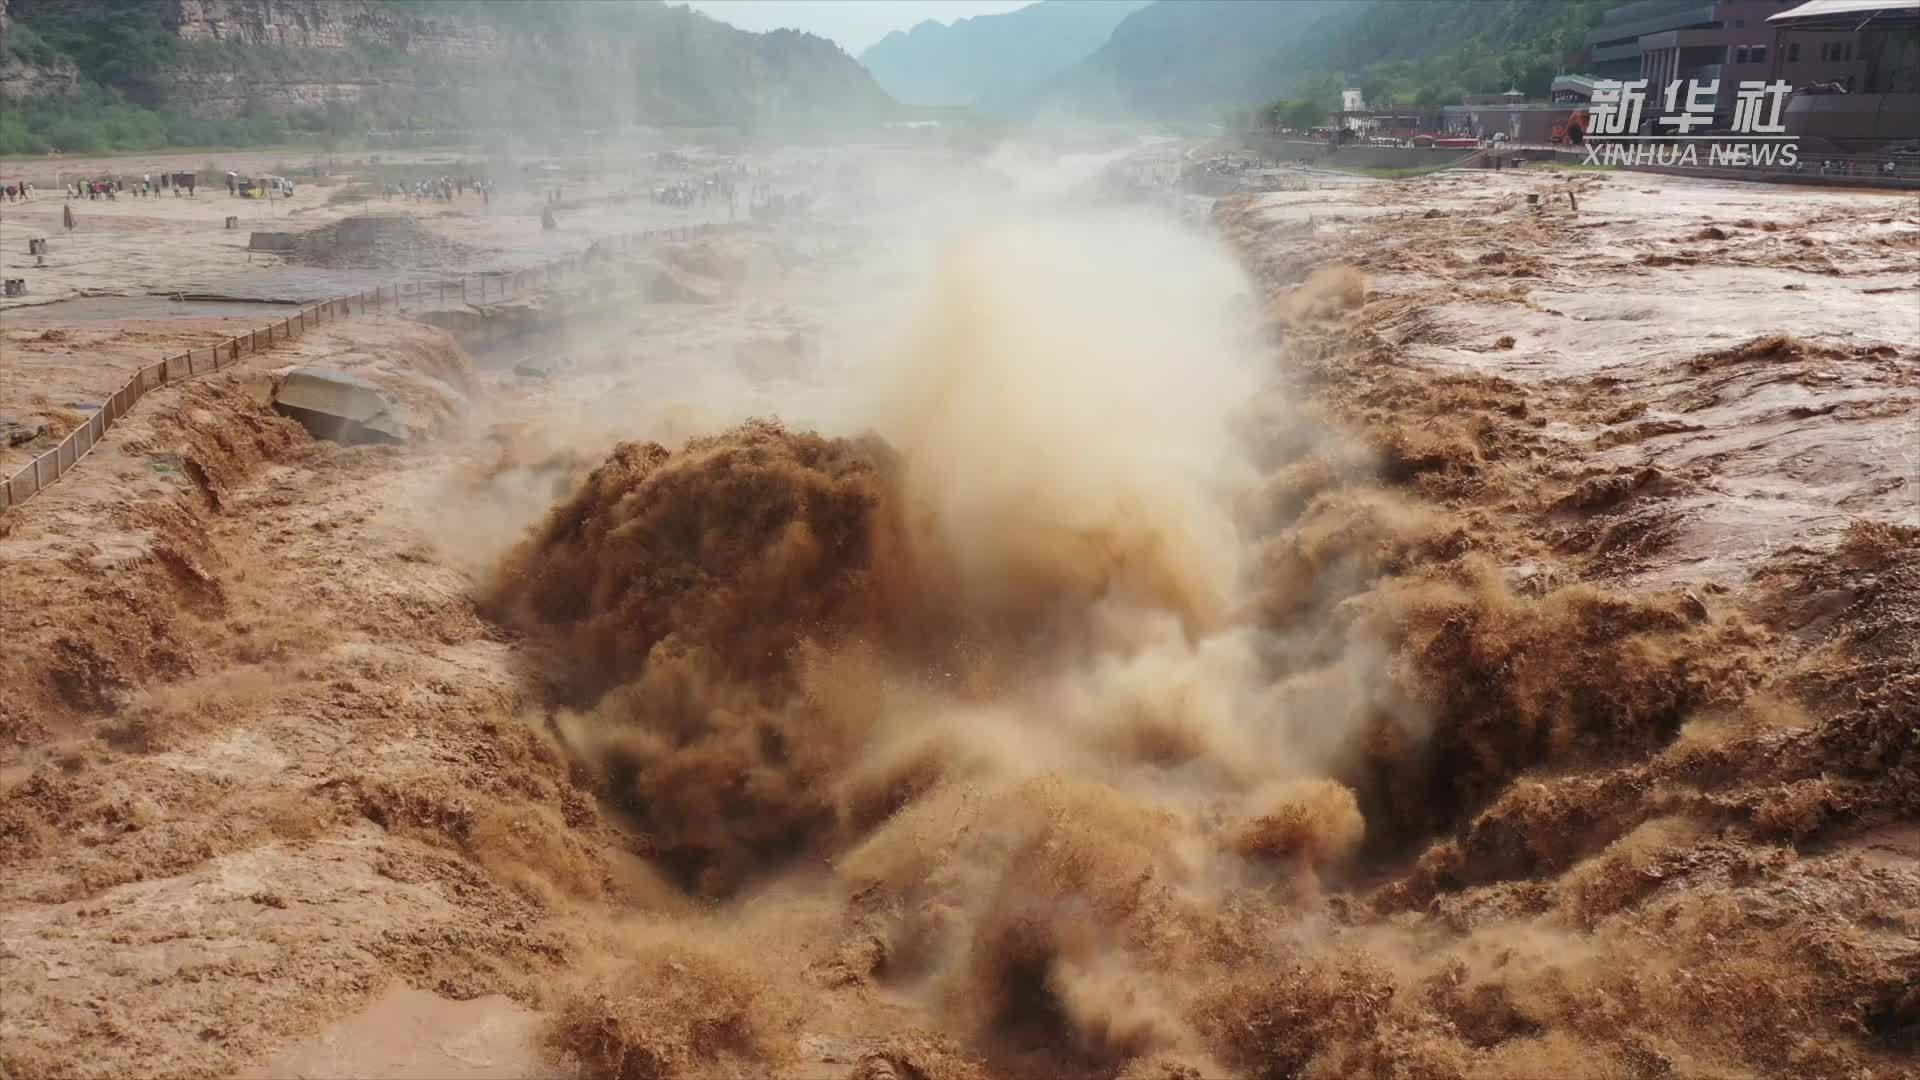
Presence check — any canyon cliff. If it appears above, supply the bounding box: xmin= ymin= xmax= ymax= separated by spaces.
xmin=3 ymin=0 xmax=892 ymax=129
xmin=0 ymin=0 xmax=82 ymax=102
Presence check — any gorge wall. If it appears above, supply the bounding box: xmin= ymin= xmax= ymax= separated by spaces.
xmin=2 ymin=0 xmax=892 ymax=129
xmin=0 ymin=0 xmax=82 ymax=102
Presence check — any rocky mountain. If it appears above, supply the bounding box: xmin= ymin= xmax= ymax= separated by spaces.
xmin=1027 ymin=0 xmax=1359 ymax=119
xmin=857 ymin=0 xmax=1147 ymax=108
xmin=2 ymin=0 xmax=891 ymax=131
xmin=0 ymin=0 xmax=81 ymax=102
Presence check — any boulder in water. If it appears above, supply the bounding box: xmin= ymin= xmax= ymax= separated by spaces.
xmin=271 ymin=366 xmax=407 ymax=445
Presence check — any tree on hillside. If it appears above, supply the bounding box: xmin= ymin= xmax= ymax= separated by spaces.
xmin=1260 ymin=98 xmax=1328 ymax=131
xmin=19 ymin=0 xmax=176 ymax=100
xmin=1242 ymin=0 xmax=1610 ymax=113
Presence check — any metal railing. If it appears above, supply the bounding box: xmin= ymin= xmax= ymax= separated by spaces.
xmin=1 ymin=223 xmax=735 ymax=511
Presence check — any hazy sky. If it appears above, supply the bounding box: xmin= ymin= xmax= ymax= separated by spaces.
xmin=679 ymin=1 xmax=1035 ymax=55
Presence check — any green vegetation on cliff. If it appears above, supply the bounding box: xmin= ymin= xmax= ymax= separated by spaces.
xmin=2 ymin=0 xmax=400 ymax=154
xmin=2 ymin=21 xmax=59 ymax=67
xmin=0 ymin=86 xmax=292 ymax=156
xmin=16 ymin=0 xmax=175 ymax=91
xmin=1330 ymin=0 xmax=1610 ymax=108
xmin=1036 ymin=0 xmax=1351 ymax=118
xmin=1223 ymin=1 xmax=1609 ymax=135
xmin=1028 ymin=0 xmax=1608 ymax=121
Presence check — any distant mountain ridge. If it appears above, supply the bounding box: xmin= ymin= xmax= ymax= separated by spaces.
xmin=1023 ymin=0 xmax=1359 ymax=119
xmin=858 ymin=0 xmax=1147 ymax=108
xmin=1020 ymin=0 xmax=1608 ymax=121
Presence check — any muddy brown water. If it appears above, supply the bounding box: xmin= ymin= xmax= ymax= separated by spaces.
xmin=4 ymin=145 xmax=1916 ymax=1080
xmin=231 ymin=988 xmax=559 ymax=1080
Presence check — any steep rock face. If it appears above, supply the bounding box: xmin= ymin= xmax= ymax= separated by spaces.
xmin=0 ymin=60 xmax=82 ymax=101
xmin=168 ymin=0 xmax=500 ymax=60
xmin=0 ymin=0 xmax=81 ymax=100
xmin=7 ymin=0 xmax=891 ymax=126
xmin=150 ymin=73 xmax=411 ymax=118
